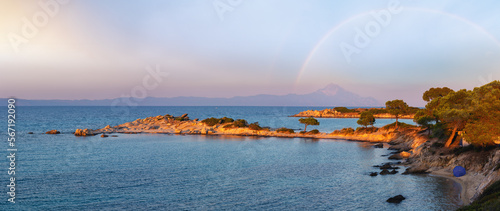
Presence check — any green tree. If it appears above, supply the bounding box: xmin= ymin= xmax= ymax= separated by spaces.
xmin=385 ymin=99 xmax=409 ymax=129
xmin=435 ymin=89 xmax=472 ymax=147
xmin=357 ymin=111 xmax=375 ymax=127
xmin=413 ymin=110 xmax=434 ymax=135
xmin=299 ymin=117 xmax=320 ymax=132
xmin=463 ymin=81 xmax=500 ymax=146
xmin=422 ymin=87 xmax=454 ymax=102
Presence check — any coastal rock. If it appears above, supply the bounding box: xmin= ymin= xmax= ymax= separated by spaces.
xmin=174 ymin=129 xmax=182 ymax=134
xmin=45 ymin=130 xmax=60 ymax=134
xmin=373 ymin=143 xmax=384 ymax=148
xmin=389 ymin=151 xmax=411 ymax=160
xmin=104 ymin=125 xmax=111 ymax=129
xmin=380 ymin=169 xmax=391 ymax=175
xmin=370 ymin=172 xmax=378 ymax=177
xmin=101 ymin=134 xmax=108 ymax=138
xmin=386 ymin=195 xmax=406 ymax=203
xmin=388 ymin=154 xmax=403 ymax=160
xmin=75 ymin=129 xmax=94 ymax=136
xmin=111 ymin=135 xmax=118 ymax=137
xmin=400 ymin=151 xmax=411 ymax=158
xmin=27 ymin=132 xmax=34 ymax=134
xmin=402 ymin=164 xmax=429 ymax=175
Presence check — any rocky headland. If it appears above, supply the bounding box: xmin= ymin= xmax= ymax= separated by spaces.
xmin=291 ymin=108 xmax=415 ymax=119
xmin=61 ymin=112 xmax=499 ymax=208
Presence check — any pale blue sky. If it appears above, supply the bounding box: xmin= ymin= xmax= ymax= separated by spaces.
xmin=1 ymin=0 xmax=499 ymax=106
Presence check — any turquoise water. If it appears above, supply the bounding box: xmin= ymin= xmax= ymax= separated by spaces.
xmin=0 ymin=106 xmax=461 ymax=210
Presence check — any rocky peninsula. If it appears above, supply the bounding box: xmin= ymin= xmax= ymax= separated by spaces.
xmin=64 ymin=112 xmax=499 ymax=207
xmin=291 ymin=107 xmax=415 ymax=119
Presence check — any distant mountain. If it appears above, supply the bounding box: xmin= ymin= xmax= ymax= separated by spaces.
xmin=1 ymin=84 xmax=380 ymax=106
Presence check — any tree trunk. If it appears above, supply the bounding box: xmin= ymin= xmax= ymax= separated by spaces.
xmin=445 ymin=125 xmax=458 ymax=148
xmin=304 ymin=124 xmax=308 ymax=132
xmin=395 ymin=115 xmax=399 ymax=129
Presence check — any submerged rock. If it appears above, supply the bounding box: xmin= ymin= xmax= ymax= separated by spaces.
xmin=27 ymin=132 xmax=34 ymax=134
xmin=45 ymin=130 xmax=60 ymax=134
xmin=386 ymin=195 xmax=406 ymax=203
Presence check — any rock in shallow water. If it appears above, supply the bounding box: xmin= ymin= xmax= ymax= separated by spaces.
xmin=373 ymin=143 xmax=384 ymax=148
xmin=369 ymin=172 xmax=378 ymax=177
xmin=386 ymin=195 xmax=406 ymax=203
xmin=45 ymin=130 xmax=60 ymax=134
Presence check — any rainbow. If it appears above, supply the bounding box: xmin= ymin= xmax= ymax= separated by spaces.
xmin=295 ymin=7 xmax=500 ymax=86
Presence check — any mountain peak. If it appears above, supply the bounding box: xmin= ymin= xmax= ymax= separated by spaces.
xmin=317 ymin=83 xmax=344 ymax=96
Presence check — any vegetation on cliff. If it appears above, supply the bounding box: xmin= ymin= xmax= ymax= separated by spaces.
xmin=414 ymin=81 xmax=500 ymax=147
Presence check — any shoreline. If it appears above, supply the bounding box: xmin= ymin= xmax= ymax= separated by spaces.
xmin=429 ymin=168 xmax=469 ymax=205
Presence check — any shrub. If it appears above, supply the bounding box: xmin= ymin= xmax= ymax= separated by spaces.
xmin=248 ymin=122 xmax=263 ymax=130
xmin=201 ymin=117 xmax=221 ymax=126
xmin=382 ymin=122 xmax=415 ymax=130
xmin=355 ymin=127 xmax=378 ymax=133
xmin=220 ymin=117 xmax=234 ymax=124
xmin=308 ymin=129 xmax=320 ymax=134
xmin=334 ymin=107 xmax=355 ymax=113
xmin=339 ymin=127 xmax=355 ymax=135
xmin=277 ymin=128 xmax=295 ymax=134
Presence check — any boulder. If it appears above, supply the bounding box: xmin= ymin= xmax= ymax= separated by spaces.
xmin=75 ymin=129 xmax=94 ymax=136
xmin=181 ymin=113 xmax=188 ymax=118
xmin=45 ymin=130 xmax=60 ymax=134
xmin=380 ymin=169 xmax=391 ymax=175
xmin=400 ymin=151 xmax=411 ymax=158
xmin=388 ymin=154 xmax=403 ymax=160
xmin=104 ymin=125 xmax=111 ymax=129
xmin=402 ymin=164 xmax=429 ymax=175
xmin=174 ymin=129 xmax=182 ymax=134
xmin=369 ymin=172 xmax=378 ymax=177
xmin=373 ymin=143 xmax=384 ymax=148
xmin=101 ymin=134 xmax=108 ymax=138
xmin=386 ymin=195 xmax=406 ymax=203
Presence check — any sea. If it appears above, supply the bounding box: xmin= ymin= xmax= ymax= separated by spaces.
xmin=0 ymin=106 xmax=462 ymax=210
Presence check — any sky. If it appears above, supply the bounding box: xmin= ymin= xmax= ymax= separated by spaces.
xmin=1 ymin=0 xmax=499 ymax=106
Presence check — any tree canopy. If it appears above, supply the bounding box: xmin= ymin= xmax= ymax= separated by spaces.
xmin=385 ymin=99 xmax=409 ymax=129
xmin=299 ymin=117 xmax=320 ymax=132
xmin=357 ymin=111 xmax=375 ymax=127
xmin=419 ymin=81 xmax=500 ymax=147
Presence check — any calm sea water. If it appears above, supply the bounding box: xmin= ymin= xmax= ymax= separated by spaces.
xmin=0 ymin=106 xmax=461 ymax=210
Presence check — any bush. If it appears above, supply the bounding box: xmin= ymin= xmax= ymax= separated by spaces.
xmin=201 ymin=117 xmax=235 ymax=126
xmin=334 ymin=107 xmax=355 ymax=113
xmin=220 ymin=117 xmax=234 ymax=124
xmin=337 ymin=127 xmax=355 ymax=135
xmin=308 ymin=129 xmax=320 ymax=134
xmin=277 ymin=128 xmax=295 ymax=134
xmin=382 ymin=122 xmax=415 ymax=130
xmin=248 ymin=122 xmax=263 ymax=130
xmin=201 ymin=117 xmax=221 ymax=126
xmin=355 ymin=127 xmax=378 ymax=133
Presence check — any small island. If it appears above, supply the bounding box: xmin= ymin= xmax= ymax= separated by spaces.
xmin=291 ymin=107 xmax=417 ymax=119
